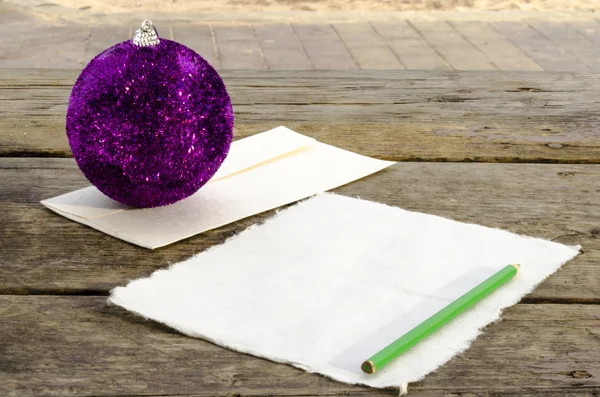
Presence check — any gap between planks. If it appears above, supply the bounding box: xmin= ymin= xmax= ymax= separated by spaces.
xmin=2 ymin=290 xmax=600 ymax=306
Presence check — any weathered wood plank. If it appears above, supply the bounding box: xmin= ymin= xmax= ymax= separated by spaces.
xmin=1 ymin=70 xmax=600 ymax=162
xmin=409 ymin=21 xmax=497 ymax=70
xmin=1 ymin=68 xmax=599 ymax=87
xmin=1 ymin=68 xmax=599 ymax=397
xmin=2 ymin=296 xmax=599 ymax=396
xmin=5 ymin=119 xmax=600 ymax=164
xmin=1 ymin=158 xmax=598 ymax=300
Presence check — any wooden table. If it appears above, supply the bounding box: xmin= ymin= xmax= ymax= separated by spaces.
xmin=1 ymin=69 xmax=600 ymax=396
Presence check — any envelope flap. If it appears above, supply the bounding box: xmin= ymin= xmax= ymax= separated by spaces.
xmin=40 ymin=126 xmax=317 ymax=220
xmin=212 ymin=126 xmax=316 ymax=181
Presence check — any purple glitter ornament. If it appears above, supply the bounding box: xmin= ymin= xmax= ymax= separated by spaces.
xmin=67 ymin=20 xmax=234 ymax=208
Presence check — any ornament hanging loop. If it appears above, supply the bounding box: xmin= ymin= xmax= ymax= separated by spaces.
xmin=133 ymin=20 xmax=160 ymax=47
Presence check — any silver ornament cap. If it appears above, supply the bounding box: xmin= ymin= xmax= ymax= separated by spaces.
xmin=132 ymin=20 xmax=160 ymax=47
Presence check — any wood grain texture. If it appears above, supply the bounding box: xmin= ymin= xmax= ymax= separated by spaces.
xmin=1 ymin=69 xmax=599 ymax=163
xmin=2 ymin=296 xmax=600 ymax=396
xmin=1 ymin=158 xmax=597 ymax=300
xmin=2 ymin=69 xmax=600 ymax=396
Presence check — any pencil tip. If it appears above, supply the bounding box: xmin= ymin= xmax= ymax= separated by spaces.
xmin=361 ymin=360 xmax=376 ymax=374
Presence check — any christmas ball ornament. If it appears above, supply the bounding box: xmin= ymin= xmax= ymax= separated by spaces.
xmin=67 ymin=20 xmax=234 ymax=208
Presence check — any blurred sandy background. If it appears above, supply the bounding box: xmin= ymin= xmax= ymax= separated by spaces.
xmin=4 ymin=0 xmax=600 ymax=13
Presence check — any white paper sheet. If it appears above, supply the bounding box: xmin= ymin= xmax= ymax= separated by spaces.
xmin=41 ymin=127 xmax=394 ymax=249
xmin=109 ymin=193 xmax=580 ymax=391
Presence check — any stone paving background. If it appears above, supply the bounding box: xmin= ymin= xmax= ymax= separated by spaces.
xmin=2 ymin=1 xmax=600 ymax=72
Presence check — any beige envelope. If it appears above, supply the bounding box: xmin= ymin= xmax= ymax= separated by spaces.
xmin=41 ymin=126 xmax=395 ymax=249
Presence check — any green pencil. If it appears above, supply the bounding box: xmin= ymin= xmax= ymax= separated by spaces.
xmin=361 ymin=264 xmax=520 ymax=374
